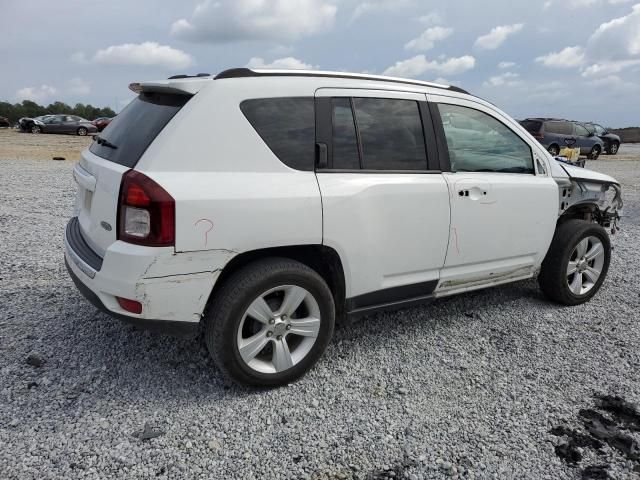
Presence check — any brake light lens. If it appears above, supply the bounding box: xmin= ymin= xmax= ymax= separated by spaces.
xmin=117 ymin=170 xmax=175 ymax=246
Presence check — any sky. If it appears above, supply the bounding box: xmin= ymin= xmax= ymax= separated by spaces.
xmin=1 ymin=0 xmax=640 ymax=127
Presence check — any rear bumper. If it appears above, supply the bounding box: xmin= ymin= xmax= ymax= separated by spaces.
xmin=65 ymin=258 xmax=199 ymax=338
xmin=64 ymin=217 xmax=231 ymax=337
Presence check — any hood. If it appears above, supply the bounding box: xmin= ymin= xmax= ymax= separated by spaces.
xmin=559 ymin=162 xmax=619 ymax=185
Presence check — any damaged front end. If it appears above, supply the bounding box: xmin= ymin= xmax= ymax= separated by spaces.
xmin=554 ymin=162 xmax=623 ymax=233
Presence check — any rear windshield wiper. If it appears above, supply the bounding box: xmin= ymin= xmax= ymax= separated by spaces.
xmin=94 ymin=135 xmax=118 ymax=149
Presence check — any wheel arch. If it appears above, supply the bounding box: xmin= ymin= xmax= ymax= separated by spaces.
xmin=207 ymin=244 xmax=347 ymax=321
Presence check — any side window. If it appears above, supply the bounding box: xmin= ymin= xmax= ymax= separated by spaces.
xmin=545 ymin=121 xmax=573 ymax=135
xmin=575 ymin=124 xmax=589 ymax=137
xmin=352 ymin=98 xmax=427 ymax=170
xmin=240 ymin=97 xmax=315 ymax=171
xmin=331 ymin=98 xmax=360 ymax=169
xmin=438 ymin=103 xmax=534 ymax=174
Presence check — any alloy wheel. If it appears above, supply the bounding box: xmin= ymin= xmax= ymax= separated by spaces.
xmin=236 ymin=285 xmax=321 ymax=374
xmin=566 ymin=236 xmax=605 ymax=296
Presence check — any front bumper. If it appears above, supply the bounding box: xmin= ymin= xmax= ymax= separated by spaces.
xmin=63 ymin=217 xmax=229 ymax=338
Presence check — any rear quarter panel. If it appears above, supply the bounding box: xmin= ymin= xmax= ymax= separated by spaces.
xmin=135 ymin=79 xmax=323 ymax=253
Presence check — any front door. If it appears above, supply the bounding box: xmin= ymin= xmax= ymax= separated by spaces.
xmin=314 ymin=88 xmax=451 ymax=312
xmin=428 ymin=95 xmax=559 ymax=294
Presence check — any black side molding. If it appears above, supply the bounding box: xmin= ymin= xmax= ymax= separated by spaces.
xmin=345 ymin=280 xmax=438 ymax=318
xmin=215 ymin=68 xmax=470 ymax=95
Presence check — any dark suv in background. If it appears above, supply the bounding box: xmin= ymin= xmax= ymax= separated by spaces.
xmin=519 ymin=118 xmax=604 ymax=160
xmin=584 ymin=123 xmax=621 ymax=155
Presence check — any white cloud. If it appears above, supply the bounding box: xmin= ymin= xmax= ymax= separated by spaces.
xmin=246 ymin=57 xmax=315 ymax=70
xmin=67 ymin=78 xmax=91 ymax=96
xmin=474 ymin=23 xmax=524 ymax=50
xmin=351 ymin=0 xmax=413 ymax=21
xmin=535 ymin=46 xmax=586 ymax=67
xmin=16 ymin=85 xmax=57 ymax=103
xmin=587 ymin=3 xmax=640 ymax=60
xmin=581 ymin=59 xmax=640 ymax=76
xmin=544 ymin=0 xmax=632 ymax=6
xmin=172 ymin=0 xmax=336 ymax=42
xmin=498 ymin=61 xmax=516 ymax=69
xmin=404 ymin=26 xmax=453 ymax=51
xmin=92 ymin=42 xmax=194 ymax=69
xmin=383 ymin=55 xmax=476 ymax=77
xmin=418 ymin=12 xmax=443 ymax=25
xmin=483 ymin=72 xmax=520 ymax=87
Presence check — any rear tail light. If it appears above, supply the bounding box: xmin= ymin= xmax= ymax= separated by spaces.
xmin=116 ymin=297 xmax=143 ymax=314
xmin=117 ymin=170 xmax=175 ymax=246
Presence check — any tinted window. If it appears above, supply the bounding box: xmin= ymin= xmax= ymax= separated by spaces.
xmin=90 ymin=92 xmax=191 ymax=168
xmin=352 ymin=98 xmax=427 ymax=170
xmin=545 ymin=121 xmax=573 ymax=135
xmin=438 ymin=104 xmax=534 ymax=174
xmin=241 ymin=97 xmax=315 ymax=171
xmin=574 ymin=123 xmax=589 ymax=137
xmin=331 ymin=98 xmax=360 ymax=169
xmin=519 ymin=120 xmax=542 ymax=132
xmin=593 ymin=124 xmax=606 ymax=135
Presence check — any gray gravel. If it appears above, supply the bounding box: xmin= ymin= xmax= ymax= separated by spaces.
xmin=1 ymin=156 xmax=640 ymax=479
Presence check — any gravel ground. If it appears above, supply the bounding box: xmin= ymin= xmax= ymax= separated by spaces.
xmin=1 ymin=148 xmax=639 ymax=479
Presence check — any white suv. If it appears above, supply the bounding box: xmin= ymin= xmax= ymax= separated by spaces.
xmin=65 ymin=68 xmax=623 ymax=386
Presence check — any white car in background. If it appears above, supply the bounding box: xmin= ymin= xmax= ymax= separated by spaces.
xmin=64 ymin=68 xmax=623 ymax=386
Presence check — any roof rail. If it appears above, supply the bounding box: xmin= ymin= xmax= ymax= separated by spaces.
xmin=214 ymin=68 xmax=470 ymax=95
xmin=167 ymin=73 xmax=212 ymax=79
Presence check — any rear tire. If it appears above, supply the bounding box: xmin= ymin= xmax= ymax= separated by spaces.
xmin=538 ymin=220 xmax=611 ymax=306
xmin=587 ymin=145 xmax=601 ymax=160
xmin=204 ymin=258 xmax=335 ymax=387
xmin=77 ymin=127 xmax=88 ymax=136
xmin=548 ymin=144 xmax=560 ymax=157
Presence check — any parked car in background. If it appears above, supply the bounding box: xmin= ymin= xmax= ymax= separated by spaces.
xmin=0 ymin=116 xmax=10 ymax=127
xmin=30 ymin=114 xmax=97 ymax=135
xmin=18 ymin=115 xmax=53 ymax=132
xmin=92 ymin=117 xmax=113 ymax=132
xmin=584 ymin=122 xmax=621 ymax=155
xmin=65 ymin=69 xmax=623 ymax=387
xmin=519 ymin=118 xmax=604 ymax=160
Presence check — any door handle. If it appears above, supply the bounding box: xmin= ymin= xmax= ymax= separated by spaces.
xmin=458 ymin=188 xmax=488 ymax=199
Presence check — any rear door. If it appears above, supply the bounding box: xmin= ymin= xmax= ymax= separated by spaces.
xmin=315 ymin=88 xmax=450 ymax=309
xmin=74 ymin=91 xmax=191 ymax=256
xmin=429 ymin=95 xmax=558 ymax=292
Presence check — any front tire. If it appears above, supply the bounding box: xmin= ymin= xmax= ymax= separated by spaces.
xmin=77 ymin=127 xmax=88 ymax=136
xmin=204 ymin=258 xmax=335 ymax=387
xmin=538 ymin=220 xmax=611 ymax=306
xmin=31 ymin=125 xmax=42 ymax=134
xmin=587 ymin=145 xmax=601 ymax=160
xmin=608 ymin=142 xmax=619 ymax=155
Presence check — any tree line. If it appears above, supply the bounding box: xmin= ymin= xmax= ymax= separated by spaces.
xmin=0 ymin=100 xmax=116 ymax=123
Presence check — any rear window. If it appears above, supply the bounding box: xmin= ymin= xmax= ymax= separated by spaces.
xmin=519 ymin=120 xmax=542 ymax=132
xmin=545 ymin=121 xmax=573 ymax=135
xmin=240 ymin=97 xmax=315 ymax=171
xmin=89 ymin=92 xmax=191 ymax=167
